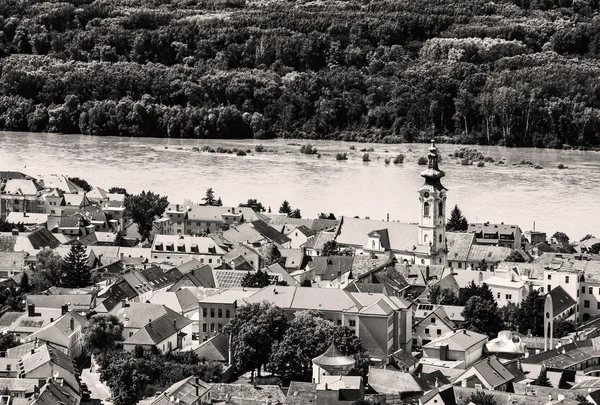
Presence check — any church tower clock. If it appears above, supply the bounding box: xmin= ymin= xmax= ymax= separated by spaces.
xmin=418 ymin=140 xmax=447 ymax=266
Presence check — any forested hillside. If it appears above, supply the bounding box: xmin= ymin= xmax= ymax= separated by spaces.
xmin=1 ymin=0 xmax=600 ymax=147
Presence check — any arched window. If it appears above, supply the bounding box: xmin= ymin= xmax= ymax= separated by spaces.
xmin=372 ymin=240 xmax=376 ymax=248
xmin=423 ymin=202 xmax=430 ymax=216
xmin=438 ymin=201 xmax=443 ymax=216
xmin=424 ymin=234 xmax=428 ymax=243
xmin=439 ymin=234 xmax=443 ymax=244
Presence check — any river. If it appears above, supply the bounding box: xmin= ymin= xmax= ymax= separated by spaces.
xmin=0 ymin=131 xmax=598 ymax=241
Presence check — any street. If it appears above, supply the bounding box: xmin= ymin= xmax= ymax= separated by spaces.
xmin=81 ymin=367 xmax=112 ymax=403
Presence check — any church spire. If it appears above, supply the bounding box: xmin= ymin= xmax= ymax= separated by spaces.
xmin=420 ymin=140 xmax=446 ymax=191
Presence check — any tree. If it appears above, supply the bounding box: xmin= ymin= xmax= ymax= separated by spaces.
xmin=352 ymin=398 xmax=384 ymax=405
xmin=553 ymin=231 xmax=570 ymax=246
xmin=268 ymin=311 xmax=369 ymax=380
xmin=576 ymin=395 xmax=593 ymax=405
xmin=239 ymin=199 xmax=266 ymax=212
xmin=290 ymin=208 xmax=302 ymax=218
xmin=581 ymin=234 xmax=595 ymax=242
xmin=0 ymin=332 xmax=20 ymax=351
xmin=33 ymin=248 xmax=63 ymax=291
xmin=505 ymin=250 xmax=525 ymax=262
xmin=499 ymin=302 xmax=519 ymax=329
xmin=462 ymin=296 xmax=504 ymax=338
xmin=322 ymin=240 xmax=341 ymax=256
xmin=108 ymin=187 xmax=128 ymax=196
xmin=19 ymin=271 xmax=30 ymax=292
xmin=227 ymin=302 xmax=288 ymax=380
xmin=532 ymin=368 xmax=552 ymax=387
xmin=515 ymin=290 xmax=545 ymax=336
xmin=83 ymin=314 xmax=124 ymax=354
xmin=279 ymin=200 xmax=292 ymax=215
xmin=554 ymin=320 xmax=576 ymax=338
xmin=429 ymin=285 xmax=460 ymax=305
xmin=318 ymin=213 xmax=336 ymax=220
xmin=202 ymin=188 xmax=221 ymax=206
xmin=114 ymin=230 xmax=128 ymax=247
xmin=62 ymin=243 xmax=90 ymax=288
xmin=446 ymin=205 xmax=468 ymax=232
xmin=463 ymin=391 xmax=497 ymax=405
xmin=478 ymin=259 xmax=488 ymax=271
xmin=124 ymin=190 xmax=169 ymax=241
xmin=69 ymin=176 xmax=92 ymax=192
xmin=461 ymin=281 xmax=494 ymax=304
xmin=241 ymin=269 xmax=272 ymax=288
xmin=589 ymin=243 xmax=600 ymax=254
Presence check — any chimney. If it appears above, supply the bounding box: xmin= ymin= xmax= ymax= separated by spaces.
xmin=387 ymin=213 xmax=389 ymax=222
xmin=425 ymin=266 xmax=430 ymax=282
xmin=61 ymin=304 xmax=68 ymax=315
xmin=173 ymin=320 xmax=177 ymax=330
xmin=11 ymin=229 xmax=18 ymax=236
xmin=28 ymin=304 xmax=35 ymax=317
xmin=121 ymin=299 xmax=127 ymax=308
xmin=31 ymin=349 xmax=35 ymax=355
xmin=195 ymin=378 xmax=199 ymax=397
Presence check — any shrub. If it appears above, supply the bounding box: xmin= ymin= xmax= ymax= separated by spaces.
xmin=236 ymin=150 xmax=247 ymax=156
xmin=384 ymin=158 xmax=390 ymax=164
xmin=362 ymin=153 xmax=370 ymax=162
xmin=336 ymin=152 xmax=348 ymax=161
xmin=461 ymin=158 xmax=472 ymax=165
xmin=417 ymin=156 xmax=428 ymax=165
xmin=255 ymin=144 xmax=265 ymax=152
xmin=393 ymin=154 xmax=405 ymax=164
xmin=349 ymin=146 xmax=356 ymax=150
xmin=300 ymin=144 xmax=318 ymax=155
xmin=477 ymin=161 xmax=485 ymax=167
xmin=557 ymin=163 xmax=567 ymax=169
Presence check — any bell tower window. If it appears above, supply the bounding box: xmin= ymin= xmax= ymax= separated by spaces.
xmin=439 ymin=234 xmax=443 ymax=243
xmin=423 ymin=202 xmax=430 ymax=216
xmin=438 ymin=201 xmax=443 ymax=216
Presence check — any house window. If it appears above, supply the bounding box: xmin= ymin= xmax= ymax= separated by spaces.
xmin=548 ymin=274 xmax=551 ymax=280
xmin=439 ymin=234 xmax=442 ymax=244
xmin=218 ymin=324 xmax=223 ymax=333
xmin=582 ymin=286 xmax=586 ymax=293
xmin=225 ymin=309 xmax=230 ymax=318
xmin=202 ymin=308 xmax=207 ymax=318
xmin=431 ymin=317 xmax=436 ymax=323
xmin=497 ymin=293 xmax=501 ymax=299
xmin=349 ymin=320 xmax=356 ymax=327
xmin=192 ymin=333 xmax=199 ymax=340
xmin=458 ymin=263 xmax=462 ymax=269
xmin=210 ymin=308 xmax=215 ymax=318
xmin=590 ymin=287 xmax=594 ymax=295
xmin=218 ymin=309 xmax=223 ymax=318
xmin=566 ymin=276 xmax=570 ymax=283
xmin=210 ymin=324 xmax=215 ymax=333
xmin=129 ymin=332 xmax=133 ymax=337
xmin=372 ymin=240 xmax=376 ymax=248
xmin=6 ymin=365 xmax=10 ymax=371
xmin=209 ymin=258 xmax=212 ymax=264
xmin=337 ymin=320 xmax=342 ymax=326
xmin=437 ymin=329 xmax=442 ymax=335
xmin=506 ymin=294 xmax=512 ymax=300
xmin=424 ymin=202 xmax=430 ymax=216
xmin=548 ymin=285 xmax=551 ymax=292
xmin=597 ymin=302 xmax=600 ymax=310
xmin=585 ymin=300 xmax=590 ymax=308
xmin=425 ymin=328 xmax=430 ymax=335
xmin=202 ymin=323 xmax=207 ymax=332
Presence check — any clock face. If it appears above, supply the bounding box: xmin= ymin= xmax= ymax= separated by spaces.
xmin=423 ymin=192 xmax=430 ymax=198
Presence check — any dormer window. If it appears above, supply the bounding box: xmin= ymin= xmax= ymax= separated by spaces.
xmin=424 ymin=202 xmax=430 ymax=216
xmin=177 ymin=243 xmax=185 ymax=252
xmin=166 ymin=243 xmax=174 ymax=252
xmin=190 ymin=244 xmax=199 ymax=253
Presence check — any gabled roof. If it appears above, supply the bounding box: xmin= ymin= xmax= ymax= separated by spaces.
xmin=302 ymin=231 xmax=336 ymax=250
xmin=424 ymin=329 xmax=488 ymax=351
xmin=124 ymin=312 xmax=192 ymax=346
xmin=390 ymin=349 xmax=419 ymax=369
xmin=28 ymin=312 xmax=88 ymax=347
xmin=313 ymin=256 xmax=354 ymax=280
xmin=290 ymin=225 xmax=317 ymax=238
xmin=140 ymin=266 xmax=173 ymax=290
xmin=6 ymin=212 xmax=48 ymax=225
xmin=30 ymin=378 xmax=80 ymax=405
xmin=3 ymin=178 xmax=45 ymax=195
xmin=149 ymin=289 xmax=199 ymax=313
xmin=211 ymin=384 xmax=285 ymax=404
xmin=27 ymin=227 xmax=61 ymax=249
xmin=193 ymin=333 xmax=229 ymax=362
xmin=468 ymin=223 xmax=521 ymax=236
xmin=174 ymin=259 xmax=205 ymax=275
xmin=152 ymin=376 xmax=210 ymax=405
xmin=264 ymin=262 xmax=299 ymax=286
xmin=112 ymin=302 xmax=182 ymax=329
xmin=420 ymin=385 xmax=456 ymax=405
xmin=38 ymin=174 xmax=83 ymax=194
xmin=548 ymin=285 xmax=577 ymax=315
xmin=446 ymin=232 xmax=475 ymax=262
xmin=26 ymin=294 xmax=94 ymax=311
xmin=336 ymin=216 xmax=420 ymax=253
xmin=368 ymin=368 xmax=424 ymax=394
xmin=467 ymin=245 xmax=513 ymax=263
xmin=21 ymin=343 xmax=77 ymax=376
xmin=415 ymin=306 xmax=456 ymax=330
xmin=0 ymin=311 xmax=24 ymax=326
xmin=278 ymin=248 xmax=304 ymax=270
xmin=0 ymin=251 xmax=27 ymax=270
xmin=458 ymin=356 xmax=515 ymax=388
xmin=250 ymin=220 xmax=291 ymax=245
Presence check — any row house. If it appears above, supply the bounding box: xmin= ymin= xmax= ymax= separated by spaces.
xmin=151 ymin=235 xmax=226 ymax=267
xmin=467 ymin=222 xmax=523 ymax=250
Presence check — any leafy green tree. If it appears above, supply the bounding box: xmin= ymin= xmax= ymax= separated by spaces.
xmin=429 ymin=285 xmax=460 ymax=305
xmin=68 ymin=176 xmax=92 ymax=192
xmin=554 ymin=320 xmax=576 ymax=338
xmin=83 ymin=314 xmax=124 ymax=354
xmin=446 ymin=205 xmax=469 ymax=232
xmin=290 ymin=208 xmax=302 ymax=218
xmin=318 ymin=213 xmax=336 ymax=220
xmin=0 ymin=332 xmax=20 ymax=351
xmin=124 ymin=190 xmax=169 ymax=241
xmin=499 ymin=302 xmax=519 ymax=329
xmin=553 ymin=232 xmax=570 ymax=246
xmin=322 ymin=240 xmax=341 ymax=256
xmin=515 ymin=290 xmax=545 ymax=336
xmin=279 ymin=200 xmax=292 ymax=215
xmin=268 ymin=310 xmax=369 ymax=380
xmin=462 ymin=296 xmax=504 ymax=338
xmin=0 ymin=287 xmax=24 ymax=312
xmin=462 ymin=391 xmax=497 ymax=405
xmin=227 ymin=302 xmax=288 ymax=380
xmin=62 ymin=243 xmax=90 ymax=288
xmin=461 ymin=281 xmax=494 ymax=304
xmin=241 ymin=269 xmax=272 ymax=288
xmin=19 ymin=271 xmax=30 ymax=292
xmin=108 ymin=187 xmax=128 ymax=196
xmin=589 ymin=243 xmax=600 ymax=254
xmin=32 ymin=248 xmax=63 ymax=291
xmin=239 ymin=199 xmax=266 ymax=212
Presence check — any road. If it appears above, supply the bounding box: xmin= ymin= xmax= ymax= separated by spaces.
xmin=81 ymin=367 xmax=112 ymax=402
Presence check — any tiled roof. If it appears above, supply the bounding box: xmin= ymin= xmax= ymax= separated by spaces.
xmin=26 ymin=294 xmax=93 ymax=311
xmin=113 ymin=302 xmax=179 ymax=329
xmin=210 ymin=384 xmax=285 ymax=404
xmin=291 ymin=225 xmax=317 ymax=238
xmin=152 ymin=235 xmax=225 ymax=255
xmin=396 ymin=263 xmax=446 ymax=286
xmin=467 ymin=245 xmax=513 ymax=263
xmin=462 ymin=356 xmax=515 ymax=388
xmin=265 ymin=262 xmax=298 ymax=286
xmin=140 ymin=266 xmax=173 ymax=290
xmin=468 ymin=223 xmax=521 ymax=236
xmin=3 ymin=178 xmax=45 ymax=195
xmin=313 ymin=256 xmax=354 ymax=280
xmin=446 ymin=232 xmax=475 ymax=262
xmin=193 ymin=333 xmax=229 ymax=362
xmin=0 ymin=311 xmax=23 ymax=326
xmin=173 ymin=265 xmax=216 ymax=288
xmin=336 ymin=216 xmax=420 ymax=253
xmin=0 ymin=171 xmax=30 ymax=180
xmin=420 ymin=385 xmax=456 ymax=405
xmin=30 ymin=378 xmax=80 ymax=405
xmin=278 ymin=248 xmax=304 ymax=269
xmin=0 ymin=251 xmax=27 ymax=269
xmin=6 ymin=212 xmax=48 ymax=225
xmin=368 ymin=368 xmax=424 ymax=394
xmin=149 ymin=289 xmax=199 ymax=313
xmin=351 ymin=252 xmax=396 ymax=279
xmin=153 ymin=376 xmax=211 ymax=405
xmin=287 ymin=381 xmax=317 ymax=405
xmin=415 ymin=306 xmax=456 ymax=329
xmin=390 ymin=349 xmax=419 ymax=368
xmin=21 ymin=344 xmax=77 ymax=375
xmin=124 ymin=312 xmax=192 ymax=345
xmin=0 ymin=377 xmax=38 ymax=393
xmin=27 ymin=228 xmax=61 ymax=249
xmin=250 ymin=220 xmax=291 ymax=245
xmin=174 ymin=259 xmax=205 ymax=274
xmin=548 ymin=285 xmax=577 ymax=315
xmin=424 ymin=329 xmax=488 ymax=351
xmin=199 ymin=288 xmax=257 ymax=304
xmin=38 ymin=175 xmax=83 ymax=194
xmin=302 ymin=231 xmax=335 ymax=250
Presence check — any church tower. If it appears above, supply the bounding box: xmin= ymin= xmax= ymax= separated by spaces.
xmin=418 ymin=140 xmax=447 ymax=266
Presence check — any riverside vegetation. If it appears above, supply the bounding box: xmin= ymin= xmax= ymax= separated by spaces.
xmin=1 ymin=0 xmax=600 ymax=148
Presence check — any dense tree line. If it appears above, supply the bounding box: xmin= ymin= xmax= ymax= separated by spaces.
xmin=1 ymin=0 xmax=600 ymax=147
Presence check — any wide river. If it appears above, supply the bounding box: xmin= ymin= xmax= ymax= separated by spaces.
xmin=0 ymin=131 xmax=598 ymax=240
